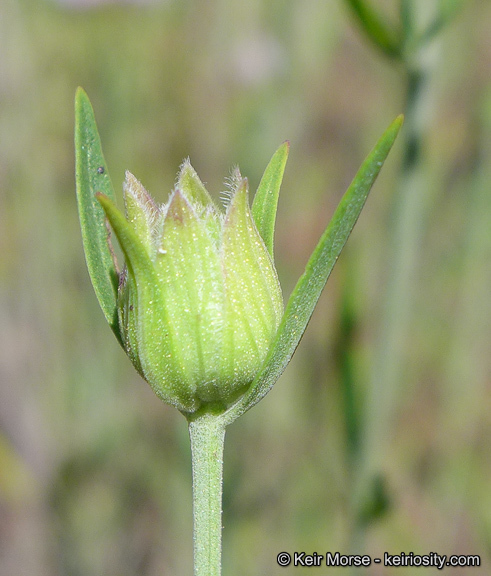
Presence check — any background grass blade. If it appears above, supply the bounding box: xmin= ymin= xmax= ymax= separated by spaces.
xmin=251 ymin=141 xmax=289 ymax=257
xmin=75 ymin=88 xmax=122 ymax=345
xmin=344 ymin=0 xmax=402 ymax=58
xmin=223 ymin=115 xmax=403 ymax=424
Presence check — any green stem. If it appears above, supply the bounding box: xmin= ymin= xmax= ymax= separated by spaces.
xmin=188 ymin=414 xmax=226 ymax=576
xmin=364 ymin=62 xmax=428 ymax=472
xmin=347 ymin=67 xmax=428 ymax=574
xmin=346 ymin=9 xmax=439 ymax=574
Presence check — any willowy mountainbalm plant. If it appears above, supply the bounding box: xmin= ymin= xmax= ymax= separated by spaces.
xmin=75 ymin=87 xmax=402 ymax=576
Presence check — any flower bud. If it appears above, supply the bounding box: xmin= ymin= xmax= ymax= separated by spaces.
xmin=98 ymin=162 xmax=283 ymax=414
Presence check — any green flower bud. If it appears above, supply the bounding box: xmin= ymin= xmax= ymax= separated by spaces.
xmin=77 ymin=88 xmax=402 ymax=424
xmin=97 ymin=162 xmax=283 ymax=414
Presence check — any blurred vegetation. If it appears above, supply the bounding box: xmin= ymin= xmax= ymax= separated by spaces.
xmin=0 ymin=0 xmax=490 ymax=574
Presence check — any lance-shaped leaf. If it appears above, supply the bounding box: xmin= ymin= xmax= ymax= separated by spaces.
xmin=252 ymin=141 xmax=289 ymax=257
xmin=222 ymin=115 xmax=404 ymax=425
xmin=75 ymin=87 xmax=122 ymax=345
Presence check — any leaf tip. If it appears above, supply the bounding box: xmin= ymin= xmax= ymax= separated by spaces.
xmin=75 ymin=86 xmax=90 ymax=109
xmin=381 ymin=114 xmax=404 ymax=149
xmin=275 ymin=140 xmax=290 ymax=160
xmin=393 ymin=114 xmax=404 ymax=131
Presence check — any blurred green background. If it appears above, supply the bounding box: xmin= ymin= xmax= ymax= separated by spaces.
xmin=1 ymin=0 xmax=490 ymax=574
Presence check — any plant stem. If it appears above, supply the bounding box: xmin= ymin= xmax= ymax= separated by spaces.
xmin=364 ymin=61 xmax=428 ymax=473
xmin=345 ymin=8 xmax=442 ymax=572
xmin=188 ymin=413 xmax=226 ymax=576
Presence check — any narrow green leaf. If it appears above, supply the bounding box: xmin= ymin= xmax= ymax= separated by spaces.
xmin=75 ymin=87 xmax=122 ymax=345
xmin=251 ymin=141 xmax=289 ymax=257
xmin=344 ymin=0 xmax=402 ymax=58
xmin=222 ymin=115 xmax=404 ymax=425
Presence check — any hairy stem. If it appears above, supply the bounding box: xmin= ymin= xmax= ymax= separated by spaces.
xmin=189 ymin=414 xmax=226 ymax=576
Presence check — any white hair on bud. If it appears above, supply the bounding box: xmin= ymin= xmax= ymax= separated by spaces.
xmin=220 ymin=165 xmax=242 ymax=208
xmin=124 ymin=171 xmax=159 ymax=225
xmin=124 ymin=171 xmax=164 ymax=250
xmin=176 ymin=157 xmax=192 ymax=186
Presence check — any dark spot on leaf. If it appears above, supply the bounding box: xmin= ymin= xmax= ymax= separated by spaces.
xmin=97 ymin=166 xmax=105 ymax=174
